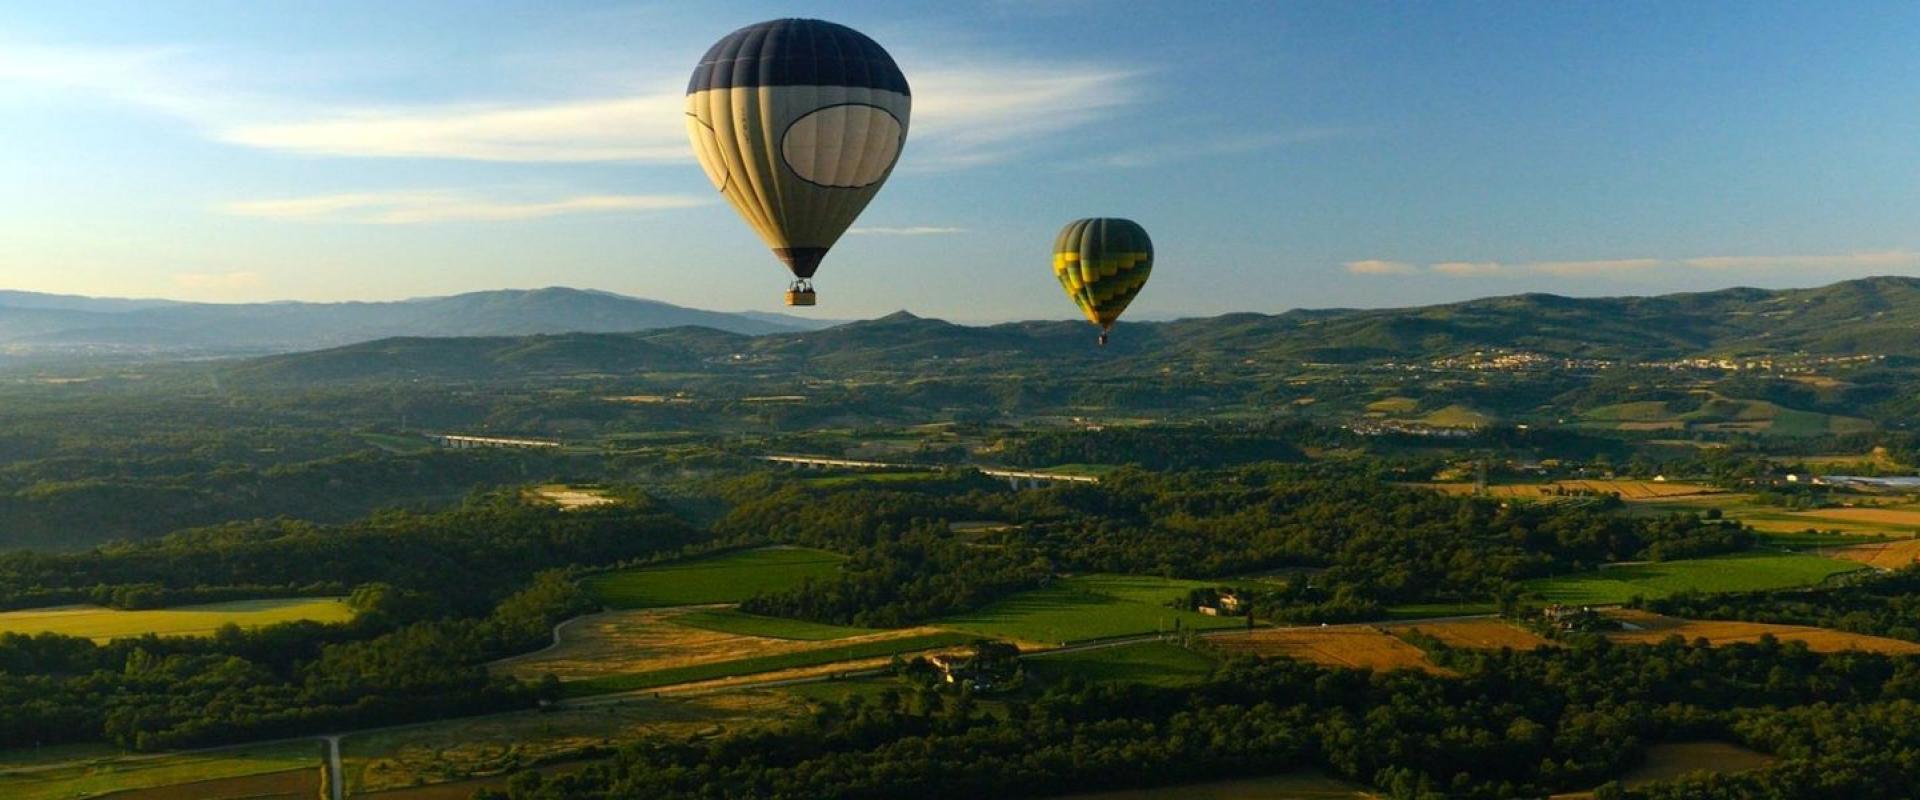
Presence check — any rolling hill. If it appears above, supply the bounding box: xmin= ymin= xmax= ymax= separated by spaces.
xmin=222 ymin=276 xmax=1920 ymax=385
xmin=0 ymin=287 xmax=831 ymax=357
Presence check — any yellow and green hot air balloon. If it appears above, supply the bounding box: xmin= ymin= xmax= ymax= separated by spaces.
xmin=684 ymin=18 xmax=911 ymax=306
xmin=1053 ymin=218 xmax=1153 ymax=346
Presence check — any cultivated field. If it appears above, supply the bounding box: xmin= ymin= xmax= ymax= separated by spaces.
xmin=1604 ymin=609 xmax=1920 ymax=655
xmin=0 ymin=741 xmax=322 ymax=800
xmin=1388 ymin=618 xmax=1555 ymax=650
xmin=1523 ymin=552 xmax=1864 ymax=605
xmin=582 ymin=546 xmax=846 ymax=608
xmin=0 ymin=598 xmax=354 ymax=643
xmin=343 ymin=691 xmax=798 ymax=794
xmin=1210 ymin=626 xmax=1445 ymax=675
xmin=1025 ymin=642 xmax=1219 ymax=688
xmin=1830 ymin=537 xmax=1920 ymax=569
xmin=1786 ymin=506 xmax=1920 ymax=528
xmin=1579 ymin=396 xmax=1873 ymax=436
xmin=938 ymin=575 xmax=1247 ymax=644
xmin=99 ymin=768 xmax=319 ymax=800
xmin=1551 ymin=741 xmax=1774 ymax=799
xmin=493 ymin=607 xmax=925 ymax=683
xmin=671 ymin=608 xmax=876 ymax=640
xmin=527 ymin=484 xmax=618 ymax=510
xmin=1056 ymin=771 xmax=1376 ymax=799
xmin=561 ymin=631 xmax=974 ymax=696
xmin=1621 ymin=492 xmax=1920 ymax=538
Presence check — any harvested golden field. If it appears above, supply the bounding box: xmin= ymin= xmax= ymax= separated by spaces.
xmin=1831 ymin=538 xmax=1920 ymax=569
xmin=1388 ymin=618 xmax=1555 ymax=650
xmin=344 ymin=691 xmax=798 ymax=794
xmin=100 ymin=768 xmax=318 ymax=800
xmin=1212 ymin=627 xmax=1445 ymax=674
xmin=1605 ymin=610 xmax=1920 ymax=655
xmin=527 ymin=484 xmax=618 ymax=510
xmin=1553 ymin=741 xmax=1774 ymax=799
xmin=492 ymin=608 xmax=944 ymax=682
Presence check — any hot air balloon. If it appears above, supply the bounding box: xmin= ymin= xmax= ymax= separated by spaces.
xmin=1053 ymin=218 xmax=1153 ymax=346
xmin=684 ymin=18 xmax=911 ymax=306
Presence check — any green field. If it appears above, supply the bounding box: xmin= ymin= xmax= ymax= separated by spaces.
xmin=1524 ymin=552 xmax=1865 ymax=605
xmin=0 ymin=598 xmax=354 ymax=642
xmin=938 ymin=575 xmax=1246 ymax=644
xmin=0 ymin=740 xmax=320 ymax=800
xmin=564 ymin=631 xmax=973 ymax=697
xmin=1419 ymin=404 xmax=1494 ymax=427
xmin=582 ymin=547 xmax=846 ymax=608
xmin=1025 ymin=642 xmax=1219 ymax=688
xmin=671 ymin=609 xmax=876 ymax=640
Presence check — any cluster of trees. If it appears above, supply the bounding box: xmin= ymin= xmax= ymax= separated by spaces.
xmin=991 ymin=424 xmax=1307 ymax=470
xmin=482 ymin=636 xmax=1920 ymax=800
xmin=0 ymin=493 xmax=700 ymax=750
xmin=721 ymin=464 xmax=1751 ymax=627
xmin=1645 ymin=568 xmax=1920 ymax=643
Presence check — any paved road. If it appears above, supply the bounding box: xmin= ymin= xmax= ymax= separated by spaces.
xmin=323 ymin=735 xmax=343 ymax=800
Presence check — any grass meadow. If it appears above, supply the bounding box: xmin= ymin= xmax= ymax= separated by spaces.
xmin=582 ymin=547 xmax=846 ymax=608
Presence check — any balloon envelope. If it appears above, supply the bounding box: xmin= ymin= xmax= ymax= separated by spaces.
xmin=684 ymin=19 xmax=911 ymax=292
xmin=1053 ymin=218 xmax=1154 ymax=331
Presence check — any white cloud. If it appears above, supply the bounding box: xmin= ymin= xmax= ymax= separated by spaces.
xmin=1431 ymin=261 xmax=1503 ymax=277
xmin=1345 ymin=259 xmax=1416 ymax=275
xmin=1527 ymin=258 xmax=1661 ymax=276
xmin=4 ymin=43 xmax=1145 ymax=169
xmin=221 ymin=191 xmax=707 ymax=224
xmin=904 ymin=64 xmax=1142 ymax=169
xmin=848 ymin=226 xmax=966 ymax=236
xmin=220 ymin=95 xmax=687 ymax=163
xmin=172 ymin=270 xmax=262 ymax=290
xmin=1682 ymin=250 xmax=1919 ymax=271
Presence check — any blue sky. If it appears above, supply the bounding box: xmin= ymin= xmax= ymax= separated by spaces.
xmin=2 ymin=1 xmax=1917 ymax=321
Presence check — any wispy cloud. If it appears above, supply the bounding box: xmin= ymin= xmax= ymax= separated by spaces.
xmin=907 ymin=64 xmax=1142 ymax=169
xmin=1352 ymin=250 xmax=1919 ymax=279
xmin=1683 ymin=251 xmax=1919 ymax=271
xmin=1345 ymin=259 xmax=1416 ymax=275
xmin=1431 ymin=261 xmax=1504 ymax=277
xmin=221 ymin=191 xmax=707 ymax=224
xmin=1528 ymin=258 xmax=1661 ymax=277
xmin=172 ymin=270 xmax=262 ymax=290
xmin=4 ymin=42 xmax=1145 ymax=169
xmin=848 ymin=226 xmax=967 ymax=236
xmin=220 ymin=95 xmax=687 ymax=162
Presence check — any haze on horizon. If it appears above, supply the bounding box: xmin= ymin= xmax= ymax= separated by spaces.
xmin=3 ymin=0 xmax=1918 ymax=321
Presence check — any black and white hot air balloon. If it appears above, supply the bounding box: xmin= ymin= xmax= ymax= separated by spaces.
xmin=684 ymin=19 xmax=912 ymax=306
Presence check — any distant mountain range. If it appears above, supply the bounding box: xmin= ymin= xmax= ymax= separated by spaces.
xmin=0 ymin=288 xmax=835 ymax=358
xmin=223 ymin=276 xmax=1920 ymax=384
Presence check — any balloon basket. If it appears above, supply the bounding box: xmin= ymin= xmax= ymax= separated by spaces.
xmin=785 ymin=281 xmax=817 ymax=306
